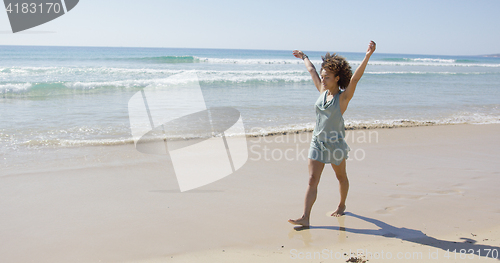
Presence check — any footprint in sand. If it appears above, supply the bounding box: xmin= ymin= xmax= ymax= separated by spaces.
xmin=395 ymin=182 xmax=413 ymax=187
xmin=375 ymin=205 xmax=404 ymax=214
xmin=389 ymin=194 xmax=426 ymax=200
xmin=429 ymin=188 xmax=465 ymax=195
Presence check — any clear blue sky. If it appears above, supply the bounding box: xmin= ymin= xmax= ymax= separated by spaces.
xmin=0 ymin=0 xmax=498 ymax=55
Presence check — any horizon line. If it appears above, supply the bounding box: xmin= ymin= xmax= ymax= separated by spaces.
xmin=0 ymin=44 xmax=497 ymax=58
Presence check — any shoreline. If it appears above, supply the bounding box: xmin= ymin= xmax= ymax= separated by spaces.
xmin=4 ymin=120 xmax=498 ymax=152
xmin=1 ymin=122 xmax=488 ymax=177
xmin=246 ymin=119 xmax=461 ymax=138
xmin=1 ymin=123 xmax=499 ymax=262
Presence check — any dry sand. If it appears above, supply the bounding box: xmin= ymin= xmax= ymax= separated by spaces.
xmin=1 ymin=123 xmax=499 ymax=262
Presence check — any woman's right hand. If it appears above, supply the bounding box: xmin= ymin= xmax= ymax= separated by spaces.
xmin=293 ymin=50 xmax=305 ymax=59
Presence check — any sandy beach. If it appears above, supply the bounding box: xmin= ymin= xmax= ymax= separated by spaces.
xmin=1 ymin=123 xmax=499 ymax=262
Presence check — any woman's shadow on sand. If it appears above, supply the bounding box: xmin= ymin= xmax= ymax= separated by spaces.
xmin=292 ymin=212 xmax=499 ymax=260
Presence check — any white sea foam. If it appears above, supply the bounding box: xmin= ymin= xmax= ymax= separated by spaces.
xmin=411 ymin=58 xmax=456 ymax=63
xmin=366 ymin=71 xmax=488 ymax=75
xmin=0 ymin=82 xmax=32 ymax=92
xmin=0 ymin=66 xmax=185 ymax=76
xmin=197 ymin=57 xmax=500 ymax=68
xmin=198 ymin=57 xmax=314 ymax=65
xmin=3 ymin=68 xmax=495 ymax=95
xmin=61 ymin=70 xmax=312 ymax=90
xmin=4 ymin=113 xmax=498 ymax=150
xmin=357 ymin=61 xmax=500 ymax=68
xmin=1 ymin=57 xmax=498 ymax=83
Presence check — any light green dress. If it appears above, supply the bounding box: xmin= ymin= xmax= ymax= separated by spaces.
xmin=308 ymin=89 xmax=350 ymax=165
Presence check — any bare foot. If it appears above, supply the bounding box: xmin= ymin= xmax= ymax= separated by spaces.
xmin=331 ymin=205 xmax=346 ymax=217
xmin=288 ymin=216 xmax=309 ymax=226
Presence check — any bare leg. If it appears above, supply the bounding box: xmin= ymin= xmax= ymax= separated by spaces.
xmin=331 ymin=158 xmax=348 ymax=217
xmin=288 ymin=159 xmax=325 ymax=226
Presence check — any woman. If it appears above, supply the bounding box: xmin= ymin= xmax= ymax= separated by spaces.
xmin=288 ymin=41 xmax=376 ymax=226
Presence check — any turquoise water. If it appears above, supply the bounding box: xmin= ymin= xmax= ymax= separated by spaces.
xmin=0 ymin=45 xmax=499 ymax=154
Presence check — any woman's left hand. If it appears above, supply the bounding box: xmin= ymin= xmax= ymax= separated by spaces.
xmin=366 ymin=41 xmax=376 ymax=56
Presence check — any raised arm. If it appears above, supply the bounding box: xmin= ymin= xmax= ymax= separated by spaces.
xmin=293 ymin=50 xmax=322 ymax=92
xmin=341 ymin=41 xmax=376 ymax=104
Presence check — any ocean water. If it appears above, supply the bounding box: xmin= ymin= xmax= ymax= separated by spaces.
xmin=1 ymin=45 xmax=499 ymax=164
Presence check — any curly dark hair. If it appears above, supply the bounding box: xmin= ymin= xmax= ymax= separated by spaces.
xmin=321 ymin=53 xmax=352 ymax=89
